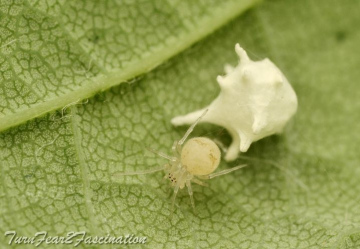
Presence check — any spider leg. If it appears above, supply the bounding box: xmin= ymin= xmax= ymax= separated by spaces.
xmin=186 ymin=180 xmax=196 ymax=211
xmin=171 ymin=140 xmax=181 ymax=156
xmin=199 ymin=164 xmax=247 ymax=179
xmin=146 ymin=147 xmax=176 ymax=161
xmin=208 ymin=164 xmax=247 ymax=179
xmin=112 ymin=166 xmax=165 ymax=176
xmin=192 ymin=178 xmax=208 ymax=187
xmin=178 ymin=109 xmax=208 ymax=145
xmin=171 ymin=184 xmax=180 ymax=213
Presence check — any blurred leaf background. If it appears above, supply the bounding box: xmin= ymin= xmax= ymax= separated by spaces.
xmin=1 ymin=0 xmax=360 ymax=248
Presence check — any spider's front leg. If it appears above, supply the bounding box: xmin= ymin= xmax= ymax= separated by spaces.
xmin=186 ymin=179 xmax=196 ymax=211
xmin=192 ymin=178 xmax=208 ymax=187
xmin=171 ymin=183 xmax=180 ymax=213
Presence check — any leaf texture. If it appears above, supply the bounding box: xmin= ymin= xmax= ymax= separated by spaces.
xmin=1 ymin=0 xmax=360 ymax=248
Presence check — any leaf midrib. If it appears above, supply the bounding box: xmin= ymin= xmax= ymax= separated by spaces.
xmin=0 ymin=0 xmax=260 ymax=133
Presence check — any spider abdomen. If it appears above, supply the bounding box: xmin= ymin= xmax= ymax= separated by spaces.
xmin=181 ymin=137 xmax=221 ymax=176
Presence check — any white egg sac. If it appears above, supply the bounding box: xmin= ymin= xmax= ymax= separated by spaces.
xmin=171 ymin=44 xmax=298 ymax=161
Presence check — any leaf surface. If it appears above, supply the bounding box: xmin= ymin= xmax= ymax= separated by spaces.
xmin=0 ymin=0 xmax=257 ymax=131
xmin=1 ymin=0 xmax=360 ymax=248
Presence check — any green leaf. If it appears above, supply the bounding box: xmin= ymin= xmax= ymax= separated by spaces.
xmin=1 ymin=0 xmax=360 ymax=248
xmin=0 ymin=0 xmax=257 ymax=131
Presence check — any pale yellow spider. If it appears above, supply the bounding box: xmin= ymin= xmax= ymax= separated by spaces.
xmin=114 ymin=110 xmax=247 ymax=212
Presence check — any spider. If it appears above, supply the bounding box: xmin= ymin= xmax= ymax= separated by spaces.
xmin=114 ymin=110 xmax=247 ymax=212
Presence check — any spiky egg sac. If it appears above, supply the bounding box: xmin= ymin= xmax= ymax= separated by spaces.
xmin=172 ymin=44 xmax=298 ymax=161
